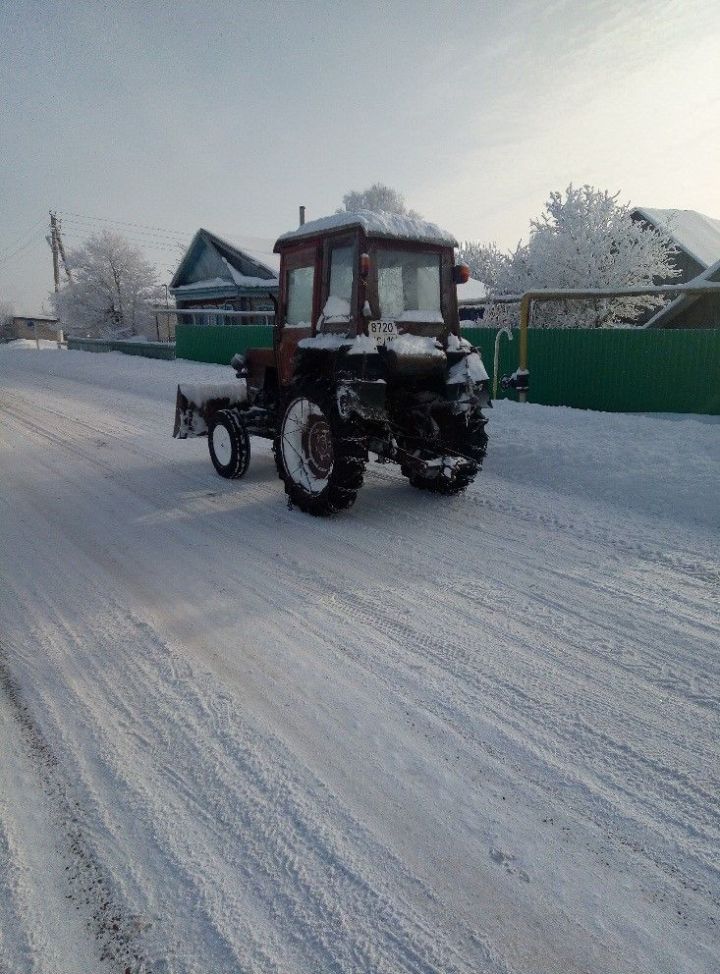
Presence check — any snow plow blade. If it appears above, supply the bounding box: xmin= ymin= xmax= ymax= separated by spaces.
xmin=173 ymin=381 xmax=247 ymax=439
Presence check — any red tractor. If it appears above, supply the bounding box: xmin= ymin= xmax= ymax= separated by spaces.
xmin=174 ymin=210 xmax=490 ymax=515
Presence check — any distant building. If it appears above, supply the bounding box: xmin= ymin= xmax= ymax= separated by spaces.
xmin=11 ymin=314 xmax=59 ymax=341
xmin=170 ymin=229 xmax=279 ymax=324
xmin=631 ymin=207 xmax=720 ymax=328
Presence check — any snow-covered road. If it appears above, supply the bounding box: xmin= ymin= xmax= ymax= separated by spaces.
xmin=1 ymin=344 xmax=718 ymax=974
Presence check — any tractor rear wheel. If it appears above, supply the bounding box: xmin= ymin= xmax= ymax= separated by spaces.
xmin=208 ymin=409 xmax=251 ymax=479
xmin=274 ymin=383 xmax=366 ymax=515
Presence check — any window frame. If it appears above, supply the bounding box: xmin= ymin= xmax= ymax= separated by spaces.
xmin=368 ymin=239 xmax=454 ymax=325
xmin=321 ymin=233 xmax=358 ymax=329
xmin=282 ymin=245 xmax=318 ymax=328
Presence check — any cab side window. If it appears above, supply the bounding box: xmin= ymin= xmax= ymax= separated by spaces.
xmin=286 ymin=265 xmax=314 ymax=326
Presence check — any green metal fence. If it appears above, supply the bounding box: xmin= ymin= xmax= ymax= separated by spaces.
xmin=175 ymin=323 xmax=720 ymax=415
xmin=176 ymin=325 xmax=273 ymax=365
xmin=462 ymin=327 xmax=720 ymax=414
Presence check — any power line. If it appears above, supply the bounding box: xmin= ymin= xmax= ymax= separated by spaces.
xmin=59 ymin=217 xmax=188 ymax=248
xmin=49 ymin=234 xmax=181 ymax=263
xmin=0 ymin=232 xmax=47 ymax=267
xmin=57 ymin=208 xmax=277 ymax=255
xmin=0 ymin=219 xmax=47 ymax=261
xmin=57 ymin=208 xmax=193 ymax=241
xmin=60 ymin=231 xmax=185 ymax=256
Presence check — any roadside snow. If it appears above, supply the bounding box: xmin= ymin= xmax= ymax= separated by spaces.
xmin=1 ymin=344 xmax=718 ymax=974
xmin=2 ymin=338 xmax=62 ymax=350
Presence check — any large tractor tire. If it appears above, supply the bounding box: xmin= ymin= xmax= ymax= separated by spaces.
xmin=451 ymin=411 xmax=489 ymax=466
xmin=274 ymin=382 xmax=366 ymax=515
xmin=403 ymin=410 xmax=488 ymax=496
xmin=208 ymin=409 xmax=251 ymax=479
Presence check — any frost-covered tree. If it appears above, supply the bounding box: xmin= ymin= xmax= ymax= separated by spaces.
xmin=51 ymin=231 xmax=159 ymax=338
xmin=338 ymin=183 xmax=422 ymax=219
xmin=0 ymin=300 xmax=15 ymax=342
xmin=469 ymin=186 xmax=679 ymax=328
xmin=456 ymin=242 xmax=509 ymax=292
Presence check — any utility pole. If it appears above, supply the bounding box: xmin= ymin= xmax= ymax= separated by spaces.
xmin=56 ymin=219 xmax=72 ymax=284
xmin=49 ymin=211 xmax=66 ymax=347
xmin=49 ymin=211 xmax=60 ymax=292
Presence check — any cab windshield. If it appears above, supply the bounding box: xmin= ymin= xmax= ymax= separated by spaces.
xmin=376 ymin=249 xmax=441 ymax=320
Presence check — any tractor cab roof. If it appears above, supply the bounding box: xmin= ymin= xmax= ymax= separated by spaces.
xmin=274 ymin=209 xmax=458 ymax=252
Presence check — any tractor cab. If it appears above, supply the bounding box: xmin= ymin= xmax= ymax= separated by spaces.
xmin=272 ymin=209 xmax=467 ymax=386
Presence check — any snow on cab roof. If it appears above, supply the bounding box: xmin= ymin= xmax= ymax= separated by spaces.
xmin=274 ymin=209 xmax=458 ymax=250
xmin=633 ymin=207 xmax=720 ymax=269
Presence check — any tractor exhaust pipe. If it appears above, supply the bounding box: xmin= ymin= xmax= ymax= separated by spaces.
xmin=299 ymin=205 xmax=306 ymax=226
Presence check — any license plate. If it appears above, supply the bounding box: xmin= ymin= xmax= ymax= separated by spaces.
xmin=368 ymin=320 xmax=399 ymax=345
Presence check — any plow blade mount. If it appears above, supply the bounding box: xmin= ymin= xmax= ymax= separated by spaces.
xmin=173 ymin=381 xmax=247 ymax=438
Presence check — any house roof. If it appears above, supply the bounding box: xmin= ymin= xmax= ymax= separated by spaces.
xmin=632 ymin=207 xmax=720 ymax=269
xmin=644 ymin=256 xmax=720 ymax=328
xmin=275 ymin=209 xmax=458 ymax=250
xmin=170 ymin=229 xmax=279 ymax=297
xmin=457 ymin=277 xmax=489 ymax=305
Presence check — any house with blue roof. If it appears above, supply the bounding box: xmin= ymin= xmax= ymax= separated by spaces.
xmin=170 ymin=229 xmax=279 ymax=323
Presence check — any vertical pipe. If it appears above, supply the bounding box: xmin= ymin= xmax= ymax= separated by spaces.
xmin=299 ymin=205 xmax=306 ymax=226
xmin=492 ymin=326 xmax=513 ymax=400
xmin=518 ymin=295 xmax=531 ymax=403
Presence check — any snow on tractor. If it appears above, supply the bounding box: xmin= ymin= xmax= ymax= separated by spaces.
xmin=173 ymin=210 xmax=491 ymax=515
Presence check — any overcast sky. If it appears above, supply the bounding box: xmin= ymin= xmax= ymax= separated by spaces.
xmin=1 ymin=0 xmax=718 ymax=313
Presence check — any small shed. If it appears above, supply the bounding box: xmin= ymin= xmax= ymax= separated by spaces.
xmin=170 ymin=229 xmax=279 ymax=323
xmin=12 ymin=314 xmax=59 ymax=341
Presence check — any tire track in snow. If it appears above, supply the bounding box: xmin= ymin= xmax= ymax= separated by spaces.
xmin=6 ymin=394 xmax=718 ymax=905
xmin=0 ymin=810 xmax=34 ymax=973
xmin=0 ymin=595 xmax=507 ymax=974
xmin=267 ymin=559 xmax=720 ymax=902
xmin=2 ymin=368 xmax=710 ymax=974
xmin=0 ymin=646 xmax=151 ymax=974
xmin=8 ymin=386 xmax=719 ymax=601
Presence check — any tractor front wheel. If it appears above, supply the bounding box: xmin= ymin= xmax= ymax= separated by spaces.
xmin=274 ymin=384 xmax=366 ymax=515
xmin=208 ymin=409 xmax=251 ymax=479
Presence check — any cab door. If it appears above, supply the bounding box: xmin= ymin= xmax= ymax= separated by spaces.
xmin=276 ymin=244 xmax=319 ymax=387
xmin=318 ymin=234 xmax=358 ymax=334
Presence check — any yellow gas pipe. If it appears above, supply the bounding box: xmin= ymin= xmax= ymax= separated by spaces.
xmin=508 ymin=283 xmax=720 ymax=404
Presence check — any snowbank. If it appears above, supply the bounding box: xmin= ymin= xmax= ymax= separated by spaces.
xmin=488 ymin=400 xmax=720 ymax=531
xmin=2 ymin=338 xmax=63 ymax=350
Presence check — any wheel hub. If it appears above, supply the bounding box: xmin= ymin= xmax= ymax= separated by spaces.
xmin=281 ymin=396 xmax=335 ymax=495
xmin=303 ymin=415 xmax=333 ymax=479
xmin=211 ymin=423 xmax=232 ymax=465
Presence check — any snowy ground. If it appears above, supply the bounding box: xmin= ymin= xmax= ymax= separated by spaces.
xmin=0 ymin=343 xmax=718 ymax=974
